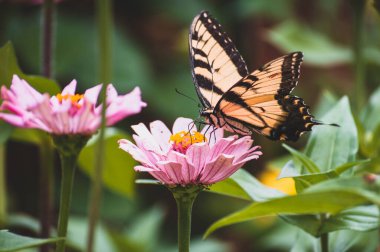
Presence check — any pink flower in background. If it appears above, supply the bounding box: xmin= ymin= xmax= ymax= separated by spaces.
xmin=118 ymin=117 xmax=262 ymax=185
xmin=0 ymin=75 xmax=146 ymax=135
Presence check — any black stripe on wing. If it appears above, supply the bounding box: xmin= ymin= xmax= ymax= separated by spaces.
xmin=194 ymin=11 xmax=248 ymax=77
xmin=268 ymin=95 xmax=320 ymax=141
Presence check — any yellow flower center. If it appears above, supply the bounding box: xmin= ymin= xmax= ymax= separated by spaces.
xmin=170 ymin=131 xmax=207 ymax=153
xmin=56 ymin=93 xmax=84 ymax=108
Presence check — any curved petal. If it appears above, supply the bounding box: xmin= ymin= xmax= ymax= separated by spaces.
xmin=135 ymin=166 xmax=172 ymax=184
xmin=118 ymin=139 xmax=155 ymax=167
xmin=84 ymin=84 xmax=102 ymax=104
xmin=150 ymin=120 xmax=171 ymax=152
xmin=223 ymin=136 xmax=253 ymax=158
xmin=207 ymin=136 xmax=236 ymax=162
xmin=10 ymin=75 xmax=44 ymax=108
xmin=200 ymin=154 xmax=235 ymax=184
xmin=61 ymin=79 xmax=77 ymax=95
xmin=157 ymin=161 xmax=183 ymax=184
xmin=106 ymin=87 xmax=146 ymax=126
xmin=166 ymin=150 xmax=196 ymax=183
xmin=201 ymin=126 xmax=224 ymax=146
xmin=131 ymin=123 xmax=160 ymax=151
xmin=186 ymin=142 xmax=210 ymax=175
xmin=172 ymin=117 xmax=195 ymax=134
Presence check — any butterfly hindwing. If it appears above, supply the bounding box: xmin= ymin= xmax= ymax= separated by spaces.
xmin=189 ymin=11 xmax=248 ymax=108
xmin=214 ymin=52 xmax=320 ymax=141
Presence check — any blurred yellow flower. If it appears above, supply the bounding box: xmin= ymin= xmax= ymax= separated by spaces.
xmin=258 ymin=168 xmax=296 ymax=195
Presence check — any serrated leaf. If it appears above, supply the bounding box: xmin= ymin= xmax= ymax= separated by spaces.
xmin=305 ymin=96 xmax=358 ymax=172
xmin=209 ymin=169 xmax=284 ymax=201
xmin=78 ymin=128 xmax=136 ymax=198
xmin=0 ymin=230 xmax=62 ymax=252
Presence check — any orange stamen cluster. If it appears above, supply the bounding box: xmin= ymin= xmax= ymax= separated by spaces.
xmin=56 ymin=93 xmax=84 ymax=108
xmin=170 ymin=130 xmax=207 ymax=153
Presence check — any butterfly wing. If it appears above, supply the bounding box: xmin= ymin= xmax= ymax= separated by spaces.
xmin=213 ymin=52 xmax=320 ymax=141
xmin=189 ymin=11 xmax=248 ymax=109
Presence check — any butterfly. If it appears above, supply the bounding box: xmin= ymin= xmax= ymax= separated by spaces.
xmin=189 ymin=11 xmax=330 ymax=141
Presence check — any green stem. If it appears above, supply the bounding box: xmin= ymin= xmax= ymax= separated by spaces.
xmin=41 ymin=0 xmax=55 ymax=79
xmin=0 ymin=144 xmax=6 ymax=227
xmin=320 ymin=214 xmax=329 ymax=252
xmin=56 ymin=153 xmax=78 ymax=252
xmin=38 ymin=136 xmax=54 ymax=252
xmin=171 ymin=186 xmax=202 ymax=252
xmin=86 ymin=1 xmax=113 ymax=251
xmin=351 ymin=0 xmax=366 ymax=112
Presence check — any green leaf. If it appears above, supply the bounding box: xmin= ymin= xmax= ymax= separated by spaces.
xmin=334 ymin=159 xmax=370 ymax=174
xmin=66 ymin=217 xmax=116 ymax=252
xmin=282 ymin=144 xmax=320 ymax=174
xmin=305 ymin=96 xmax=358 ymax=172
xmin=0 ymin=122 xmax=13 ymax=145
xmin=204 ymin=176 xmax=380 ymax=237
xmin=209 ymin=169 xmax=284 ymax=201
xmin=266 ymin=22 xmax=351 ymax=66
xmin=0 ymin=230 xmax=62 ymax=252
xmin=135 ymin=179 xmax=161 ymax=185
xmin=314 ymin=90 xmax=338 ymax=118
xmin=0 ymin=42 xmax=60 ymax=95
xmin=78 ymin=128 xmax=136 ymax=198
xmin=281 ymin=205 xmax=379 ymax=237
xmin=360 ymin=87 xmax=380 ymax=131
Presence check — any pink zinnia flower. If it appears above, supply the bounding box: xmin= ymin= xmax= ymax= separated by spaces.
xmin=118 ymin=117 xmax=262 ymax=185
xmin=0 ymin=75 xmax=146 ymax=135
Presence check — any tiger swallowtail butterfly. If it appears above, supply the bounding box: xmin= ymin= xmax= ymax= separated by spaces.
xmin=189 ymin=11 xmax=334 ymax=141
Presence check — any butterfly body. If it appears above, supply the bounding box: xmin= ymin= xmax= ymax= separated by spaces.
xmin=189 ymin=11 xmax=324 ymax=141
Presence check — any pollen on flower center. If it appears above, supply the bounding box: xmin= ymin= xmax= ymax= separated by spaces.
xmin=170 ymin=130 xmax=207 ymax=153
xmin=56 ymin=93 xmax=84 ymax=108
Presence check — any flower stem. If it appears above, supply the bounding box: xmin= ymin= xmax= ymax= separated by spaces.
xmin=0 ymin=144 xmax=6 ymax=227
xmin=86 ymin=0 xmax=113 ymax=251
xmin=41 ymin=0 xmax=55 ymax=79
xmin=38 ymin=136 xmax=54 ymax=252
xmin=56 ymin=152 xmax=78 ymax=252
xmin=320 ymin=214 xmax=329 ymax=252
xmin=171 ymin=186 xmax=203 ymax=252
xmin=350 ymin=0 xmax=366 ymax=111
xmin=53 ymin=134 xmax=90 ymax=252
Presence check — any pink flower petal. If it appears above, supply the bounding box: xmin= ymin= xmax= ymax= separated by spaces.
xmin=157 ymin=161 xmax=183 ymax=184
xmin=186 ymin=142 xmax=210 ymax=175
xmin=200 ymin=154 xmax=234 ymax=184
xmin=118 ymin=139 xmax=154 ymax=167
xmin=201 ymin=126 xmax=224 ymax=146
xmin=135 ymin=165 xmax=172 ymax=184
xmin=150 ymin=120 xmax=171 ymax=152
xmin=106 ymin=87 xmax=146 ymax=126
xmin=61 ymin=79 xmax=77 ymax=95
xmin=172 ymin=117 xmax=196 ymax=134
xmin=84 ymin=84 xmax=102 ymax=104
xmin=166 ymin=150 xmax=196 ymax=184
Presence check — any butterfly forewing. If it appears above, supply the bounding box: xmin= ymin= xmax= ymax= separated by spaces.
xmin=189 ymin=11 xmax=248 ymax=108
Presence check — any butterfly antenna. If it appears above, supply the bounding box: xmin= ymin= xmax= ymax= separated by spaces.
xmin=175 ymin=88 xmax=199 ymax=105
